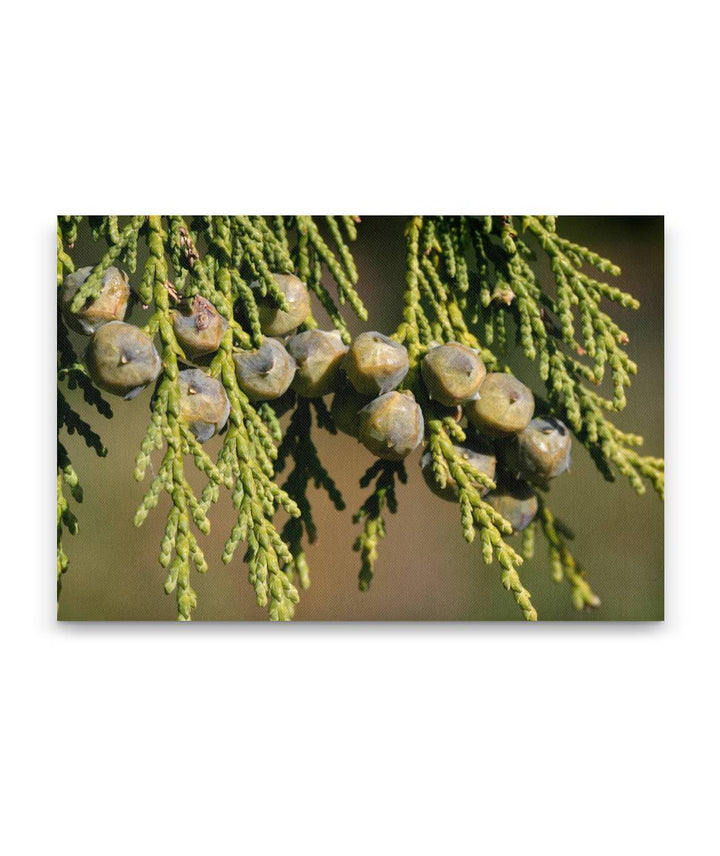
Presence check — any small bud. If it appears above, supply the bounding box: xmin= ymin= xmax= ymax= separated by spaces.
xmin=233 ymin=338 xmax=296 ymax=401
xmin=61 ymin=266 xmax=130 ymax=334
xmin=358 ymin=391 xmax=424 ymax=460
xmin=253 ymin=273 xmax=310 ymax=336
xmin=421 ymin=342 xmax=486 ymax=406
xmin=345 ymin=331 xmax=409 ymax=396
xmin=464 ymin=372 xmax=534 ymax=436
xmin=287 ymin=329 xmax=349 ymax=398
xmin=178 ymin=368 xmax=230 ymax=443
xmin=86 ymin=321 xmax=161 ymax=399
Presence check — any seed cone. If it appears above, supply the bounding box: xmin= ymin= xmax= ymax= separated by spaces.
xmin=287 ymin=329 xmax=349 ymax=398
xmin=178 ymin=368 xmax=230 ymax=443
xmin=330 ymin=385 xmax=373 ymax=437
xmin=485 ymin=479 xmax=538 ymax=532
xmin=358 ymin=391 xmax=424 ymax=460
xmin=464 ymin=372 xmax=534 ymax=436
xmin=62 ymin=266 xmax=130 ymax=335
xmin=254 ymin=273 xmax=310 ymax=336
xmin=172 ymin=295 xmax=227 ymax=358
xmin=345 ymin=331 xmax=410 ymax=396
xmin=502 ymin=416 xmax=572 ymax=483
xmin=233 ymin=337 xmax=296 ymax=401
xmin=421 ymin=444 xmax=496 ymax=502
xmin=86 ymin=321 xmax=161 ymax=399
xmin=421 ymin=342 xmax=486 ymax=406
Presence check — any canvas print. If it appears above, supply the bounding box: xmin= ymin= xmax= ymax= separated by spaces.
xmin=57 ymin=216 xmax=664 ymax=621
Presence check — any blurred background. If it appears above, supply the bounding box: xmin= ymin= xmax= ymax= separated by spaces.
xmin=57 ymin=216 xmax=663 ymax=621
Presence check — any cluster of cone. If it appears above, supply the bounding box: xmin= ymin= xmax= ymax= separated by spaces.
xmin=63 ymin=268 xmax=571 ymax=532
xmin=419 ymin=344 xmax=571 ymax=531
xmin=330 ymin=334 xmax=571 ymax=532
xmin=62 ymin=266 xmax=231 ymax=442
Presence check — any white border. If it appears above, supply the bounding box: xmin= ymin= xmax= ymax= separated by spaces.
xmin=2 ymin=2 xmax=714 ymax=854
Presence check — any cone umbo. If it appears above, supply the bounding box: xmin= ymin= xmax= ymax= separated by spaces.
xmin=464 ymin=372 xmax=534 ymax=436
xmin=502 ymin=416 xmax=572 ymax=483
xmin=178 ymin=368 xmax=230 ymax=443
xmin=233 ymin=337 xmax=296 ymax=401
xmin=253 ymin=273 xmax=310 ymax=336
xmin=485 ymin=479 xmax=538 ymax=532
xmin=421 ymin=342 xmax=486 ymax=407
xmin=61 ymin=266 xmax=130 ymax=334
xmin=344 ymin=331 xmax=410 ymax=396
xmin=287 ymin=329 xmax=349 ymax=398
xmin=358 ymin=391 xmax=424 ymax=460
xmin=421 ymin=445 xmax=496 ymax=502
xmin=86 ymin=321 xmax=161 ymax=399
xmin=172 ymin=295 xmax=227 ymax=358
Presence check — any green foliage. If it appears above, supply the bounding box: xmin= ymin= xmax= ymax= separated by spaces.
xmin=57 ymin=222 xmax=113 ymax=602
xmin=382 ymin=215 xmax=663 ymax=618
xmin=57 ymin=215 xmax=663 ymax=621
xmin=535 ymin=496 xmax=601 ymax=611
xmin=58 ymin=215 xmax=364 ymax=620
xmin=353 ymin=461 xmax=407 ymax=593
xmin=422 ymin=411 xmax=536 ymax=620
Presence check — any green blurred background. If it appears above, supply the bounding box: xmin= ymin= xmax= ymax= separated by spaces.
xmin=57 ymin=216 xmax=664 ymax=621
